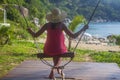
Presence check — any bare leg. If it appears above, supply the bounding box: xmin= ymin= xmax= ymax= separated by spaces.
xmin=49 ymin=68 xmax=55 ymax=79
xmin=53 ymin=56 xmax=62 ymax=74
xmin=49 ymin=56 xmax=62 ymax=79
xmin=53 ymin=56 xmax=65 ymax=80
xmin=53 ymin=56 xmax=62 ymax=67
xmin=52 ymin=56 xmax=65 ymax=80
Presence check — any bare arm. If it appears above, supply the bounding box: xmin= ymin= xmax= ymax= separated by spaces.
xmin=27 ymin=24 xmax=47 ymax=37
xmin=63 ymin=23 xmax=88 ymax=38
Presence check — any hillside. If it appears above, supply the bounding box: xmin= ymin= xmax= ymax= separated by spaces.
xmin=0 ymin=0 xmax=120 ymax=23
xmin=47 ymin=0 xmax=120 ymax=22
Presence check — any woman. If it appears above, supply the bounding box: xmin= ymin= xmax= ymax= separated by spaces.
xmin=27 ymin=8 xmax=88 ymax=79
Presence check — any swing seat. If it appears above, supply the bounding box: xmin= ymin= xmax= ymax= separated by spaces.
xmin=37 ymin=52 xmax=75 ymax=59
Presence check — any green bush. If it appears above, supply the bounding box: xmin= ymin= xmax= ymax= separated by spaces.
xmin=115 ymin=35 xmax=120 ymax=45
xmin=90 ymin=51 xmax=120 ymax=66
xmin=0 ymin=26 xmax=10 ymax=45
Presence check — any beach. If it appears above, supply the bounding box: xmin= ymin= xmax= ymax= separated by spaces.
xmin=38 ymin=38 xmax=120 ymax=52
xmin=68 ymin=22 xmax=120 ymax=52
xmin=70 ymin=40 xmax=120 ymax=52
xmin=30 ymin=22 xmax=120 ymax=52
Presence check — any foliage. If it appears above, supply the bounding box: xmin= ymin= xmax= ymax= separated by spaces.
xmin=90 ymin=51 xmax=120 ymax=67
xmin=0 ymin=40 xmax=38 ymax=78
xmin=48 ymin=0 xmax=120 ymax=21
xmin=6 ymin=7 xmax=20 ymax=22
xmin=0 ymin=0 xmax=4 ymax=4
xmin=0 ymin=24 xmax=16 ymax=45
xmin=67 ymin=15 xmax=86 ymax=50
xmin=25 ymin=0 xmax=46 ymax=25
xmin=1 ymin=0 xmax=120 ymax=22
xmin=1 ymin=0 xmax=120 ymax=45
xmin=115 ymin=36 xmax=120 ymax=45
xmin=0 ymin=11 xmax=3 ymax=22
xmin=107 ymin=35 xmax=120 ymax=46
xmin=113 ymin=35 xmax=120 ymax=46
xmin=4 ymin=0 xmax=25 ymax=5
xmin=69 ymin=15 xmax=86 ymax=32
xmin=0 ymin=26 xmax=9 ymax=45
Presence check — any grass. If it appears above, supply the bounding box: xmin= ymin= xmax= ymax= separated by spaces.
xmin=0 ymin=40 xmax=38 ymax=78
xmin=72 ymin=49 xmax=93 ymax=62
xmin=90 ymin=51 xmax=120 ymax=66
xmin=0 ymin=40 xmax=120 ymax=78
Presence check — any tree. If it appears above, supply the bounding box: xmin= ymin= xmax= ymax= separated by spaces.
xmin=115 ymin=35 xmax=120 ymax=46
xmin=0 ymin=24 xmax=16 ymax=45
xmin=111 ymin=35 xmax=120 ymax=46
xmin=67 ymin=15 xmax=86 ymax=50
xmin=26 ymin=0 xmax=46 ymax=25
xmin=0 ymin=26 xmax=9 ymax=45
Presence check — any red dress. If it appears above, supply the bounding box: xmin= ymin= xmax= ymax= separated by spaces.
xmin=44 ymin=23 xmax=67 ymax=56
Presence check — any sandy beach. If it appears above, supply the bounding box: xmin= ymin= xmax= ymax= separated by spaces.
xmin=38 ymin=38 xmax=120 ymax=52
xmin=70 ymin=41 xmax=120 ymax=52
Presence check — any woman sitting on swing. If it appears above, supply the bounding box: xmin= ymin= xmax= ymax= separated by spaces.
xmin=27 ymin=7 xmax=88 ymax=79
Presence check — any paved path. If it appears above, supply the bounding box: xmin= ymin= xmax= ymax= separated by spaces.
xmin=2 ymin=60 xmax=120 ymax=80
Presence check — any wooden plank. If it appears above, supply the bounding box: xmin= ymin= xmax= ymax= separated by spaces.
xmin=37 ymin=52 xmax=74 ymax=58
xmin=2 ymin=60 xmax=120 ymax=80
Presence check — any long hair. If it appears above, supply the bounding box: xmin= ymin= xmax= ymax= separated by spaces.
xmin=51 ymin=22 xmax=60 ymax=29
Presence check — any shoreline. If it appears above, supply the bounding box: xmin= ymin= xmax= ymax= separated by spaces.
xmin=70 ymin=41 xmax=120 ymax=52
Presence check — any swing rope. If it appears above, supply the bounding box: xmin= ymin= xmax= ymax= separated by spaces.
xmin=73 ymin=0 xmax=101 ymax=53
xmin=16 ymin=0 xmax=61 ymax=68
xmin=16 ymin=0 xmax=29 ymax=27
xmin=60 ymin=0 xmax=101 ymax=67
xmin=16 ymin=0 xmax=101 ymax=69
xmin=16 ymin=0 xmax=41 ymax=53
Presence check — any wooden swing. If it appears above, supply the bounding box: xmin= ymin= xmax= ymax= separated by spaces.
xmin=17 ymin=0 xmax=100 ymax=65
xmin=35 ymin=0 xmax=101 ymax=69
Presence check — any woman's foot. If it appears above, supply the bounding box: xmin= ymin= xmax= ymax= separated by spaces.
xmin=49 ymin=70 xmax=54 ymax=79
xmin=61 ymin=71 xmax=65 ymax=80
xmin=57 ymin=69 xmax=65 ymax=80
xmin=57 ymin=68 xmax=61 ymax=74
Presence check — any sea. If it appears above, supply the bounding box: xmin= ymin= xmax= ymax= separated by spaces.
xmin=76 ymin=22 xmax=120 ymax=38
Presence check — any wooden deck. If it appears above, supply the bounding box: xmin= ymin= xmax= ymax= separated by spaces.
xmin=2 ymin=60 xmax=120 ymax=80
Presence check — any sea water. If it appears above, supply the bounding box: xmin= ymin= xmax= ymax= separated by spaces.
xmin=76 ymin=22 xmax=120 ymax=38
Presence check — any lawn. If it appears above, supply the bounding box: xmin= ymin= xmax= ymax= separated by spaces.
xmin=0 ymin=40 xmax=38 ymax=78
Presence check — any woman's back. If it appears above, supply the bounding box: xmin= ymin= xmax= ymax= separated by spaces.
xmin=44 ymin=22 xmax=67 ymax=56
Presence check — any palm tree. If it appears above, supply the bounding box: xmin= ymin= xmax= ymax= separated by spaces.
xmin=67 ymin=15 xmax=86 ymax=51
